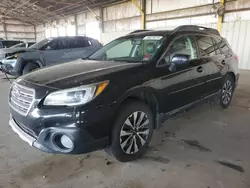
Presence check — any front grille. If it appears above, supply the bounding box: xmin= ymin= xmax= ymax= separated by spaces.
xmin=9 ymin=83 xmax=35 ymax=116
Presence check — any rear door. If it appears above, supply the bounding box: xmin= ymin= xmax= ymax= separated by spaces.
xmin=68 ymin=37 xmax=98 ymax=59
xmin=196 ymin=35 xmax=224 ymax=96
xmin=157 ymin=35 xmax=208 ymax=112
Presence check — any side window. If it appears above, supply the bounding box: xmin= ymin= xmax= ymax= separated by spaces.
xmin=163 ymin=36 xmax=197 ymax=65
xmin=211 ymin=37 xmax=221 ymax=55
xmin=69 ymin=37 xmax=91 ymax=48
xmin=197 ymin=36 xmax=216 ymax=57
xmin=212 ymin=37 xmax=231 ymax=55
xmin=2 ymin=41 xmax=9 ymax=48
xmin=57 ymin=38 xmax=69 ymax=49
xmin=43 ymin=38 xmax=69 ymax=50
xmin=12 ymin=41 xmax=20 ymax=46
xmin=218 ymin=40 xmax=230 ymax=55
xmin=42 ymin=40 xmax=57 ymax=50
xmin=220 ymin=43 xmax=230 ymax=55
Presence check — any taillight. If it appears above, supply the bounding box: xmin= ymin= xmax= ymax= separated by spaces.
xmin=234 ymin=55 xmax=239 ymax=63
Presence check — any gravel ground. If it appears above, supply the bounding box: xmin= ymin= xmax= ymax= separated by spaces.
xmin=0 ymin=71 xmax=249 ymax=188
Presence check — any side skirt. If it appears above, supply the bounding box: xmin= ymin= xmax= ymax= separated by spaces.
xmin=156 ymin=91 xmax=220 ymax=128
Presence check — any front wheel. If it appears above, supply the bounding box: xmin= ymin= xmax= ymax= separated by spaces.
xmin=220 ymin=74 xmax=235 ymax=109
xmin=109 ymin=100 xmax=154 ymax=162
xmin=22 ymin=63 xmax=40 ymax=75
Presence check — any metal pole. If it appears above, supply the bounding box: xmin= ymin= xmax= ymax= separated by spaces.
xmin=132 ymin=0 xmax=145 ymax=30
xmin=34 ymin=25 xmax=37 ymax=42
xmin=74 ymin=14 xmax=78 ymax=36
xmin=3 ymin=18 xmax=7 ymax=39
xmin=217 ymin=0 xmax=224 ymax=33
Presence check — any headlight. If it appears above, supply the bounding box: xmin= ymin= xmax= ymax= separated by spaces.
xmin=2 ymin=59 xmax=18 ymax=66
xmin=13 ymin=54 xmax=19 ymax=58
xmin=43 ymin=81 xmax=109 ymax=106
xmin=6 ymin=54 xmax=19 ymax=60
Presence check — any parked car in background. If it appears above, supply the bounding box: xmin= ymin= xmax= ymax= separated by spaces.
xmin=0 ymin=42 xmax=35 ymax=64
xmin=10 ymin=42 xmax=35 ymax=48
xmin=0 ymin=40 xmax=23 ymax=48
xmin=0 ymin=43 xmax=34 ymax=71
xmin=1 ymin=36 xmax=102 ymax=76
xmin=8 ymin=25 xmax=239 ymax=162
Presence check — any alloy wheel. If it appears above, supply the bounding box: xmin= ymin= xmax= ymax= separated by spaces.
xmin=120 ymin=111 xmax=150 ymax=154
xmin=222 ymin=80 xmax=233 ymax=105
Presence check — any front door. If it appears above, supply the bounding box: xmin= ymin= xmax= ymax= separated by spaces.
xmin=157 ymin=35 xmax=207 ymax=113
xmin=42 ymin=38 xmax=72 ymax=66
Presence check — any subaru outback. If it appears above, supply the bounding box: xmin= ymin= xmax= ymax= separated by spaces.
xmin=8 ymin=25 xmax=239 ymax=162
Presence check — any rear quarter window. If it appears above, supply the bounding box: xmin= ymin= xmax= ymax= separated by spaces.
xmin=196 ymin=35 xmax=217 ymax=57
xmin=213 ymin=37 xmax=231 ymax=55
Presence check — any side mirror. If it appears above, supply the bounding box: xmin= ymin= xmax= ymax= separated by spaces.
xmin=158 ymin=55 xmax=170 ymax=66
xmin=159 ymin=58 xmax=166 ymax=65
xmin=171 ymin=54 xmax=189 ymax=65
xmin=169 ymin=63 xmax=177 ymax=72
xmin=168 ymin=54 xmax=189 ymax=72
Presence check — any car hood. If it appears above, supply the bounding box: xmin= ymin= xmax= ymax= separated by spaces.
xmin=20 ymin=59 xmax=142 ymax=89
xmin=0 ymin=47 xmax=34 ymax=55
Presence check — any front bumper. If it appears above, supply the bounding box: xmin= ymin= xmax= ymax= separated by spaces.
xmin=9 ymin=118 xmax=36 ymax=146
xmin=9 ymin=117 xmax=109 ymax=154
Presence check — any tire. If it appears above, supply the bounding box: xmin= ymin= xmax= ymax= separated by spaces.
xmin=109 ymin=100 xmax=154 ymax=162
xmin=220 ymin=74 xmax=235 ymax=109
xmin=22 ymin=63 xmax=40 ymax=75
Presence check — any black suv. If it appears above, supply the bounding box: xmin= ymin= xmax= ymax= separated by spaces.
xmin=9 ymin=26 xmax=239 ymax=162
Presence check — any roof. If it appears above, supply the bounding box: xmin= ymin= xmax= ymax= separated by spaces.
xmin=0 ymin=0 xmax=126 ymax=25
xmin=126 ymin=26 xmax=220 ymax=38
xmin=126 ymin=30 xmax=172 ymax=37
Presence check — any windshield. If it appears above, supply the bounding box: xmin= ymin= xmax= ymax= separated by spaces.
xmin=89 ymin=35 xmax=165 ymax=62
xmin=29 ymin=38 xmax=53 ymax=49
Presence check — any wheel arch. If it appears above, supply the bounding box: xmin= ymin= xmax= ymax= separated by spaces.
xmin=20 ymin=59 xmax=43 ymax=73
xmin=22 ymin=59 xmax=43 ymax=68
xmin=114 ymin=87 xmax=160 ymax=129
xmin=227 ymin=71 xmax=236 ymax=84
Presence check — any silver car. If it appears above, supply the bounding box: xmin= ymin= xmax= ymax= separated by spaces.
xmin=1 ymin=36 xmax=102 ymax=76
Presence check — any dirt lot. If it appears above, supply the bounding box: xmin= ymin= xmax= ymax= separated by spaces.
xmin=0 ymin=71 xmax=250 ymax=188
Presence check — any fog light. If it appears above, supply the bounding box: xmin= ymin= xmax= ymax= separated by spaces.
xmin=53 ymin=134 xmax=74 ymax=151
xmin=60 ymin=135 xmax=73 ymax=149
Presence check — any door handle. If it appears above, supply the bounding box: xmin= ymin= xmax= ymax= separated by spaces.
xmin=196 ymin=66 xmax=203 ymax=73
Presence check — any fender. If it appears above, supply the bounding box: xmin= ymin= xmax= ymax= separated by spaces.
xmin=113 ymin=85 xmax=161 ymax=128
xmin=14 ymin=58 xmax=44 ymax=76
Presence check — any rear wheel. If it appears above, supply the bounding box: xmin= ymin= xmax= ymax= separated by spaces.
xmin=109 ymin=100 xmax=154 ymax=162
xmin=22 ymin=63 xmax=40 ymax=75
xmin=220 ymin=74 xmax=235 ymax=109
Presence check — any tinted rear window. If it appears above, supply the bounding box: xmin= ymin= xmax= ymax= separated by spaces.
xmin=196 ymin=36 xmax=217 ymax=57
xmin=212 ymin=37 xmax=231 ymax=55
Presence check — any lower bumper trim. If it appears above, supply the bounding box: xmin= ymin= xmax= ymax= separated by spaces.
xmin=9 ymin=118 xmax=36 ymax=146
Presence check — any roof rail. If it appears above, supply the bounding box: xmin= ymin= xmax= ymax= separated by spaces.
xmin=129 ymin=30 xmax=152 ymax=34
xmin=172 ymin=25 xmax=220 ymax=36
